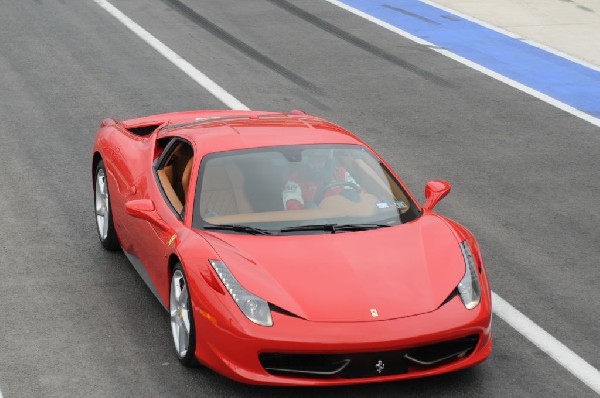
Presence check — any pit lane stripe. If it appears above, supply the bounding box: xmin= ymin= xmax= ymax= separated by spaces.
xmin=493 ymin=293 xmax=600 ymax=394
xmin=93 ymin=0 xmax=248 ymax=111
xmin=322 ymin=0 xmax=600 ymax=128
xmin=93 ymin=0 xmax=600 ymax=393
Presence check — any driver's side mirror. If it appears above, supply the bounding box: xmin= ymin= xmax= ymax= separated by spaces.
xmin=125 ymin=199 xmax=171 ymax=231
xmin=423 ymin=180 xmax=451 ymax=211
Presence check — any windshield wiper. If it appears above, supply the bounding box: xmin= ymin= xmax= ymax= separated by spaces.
xmin=279 ymin=223 xmax=391 ymax=234
xmin=203 ymin=224 xmax=273 ymax=235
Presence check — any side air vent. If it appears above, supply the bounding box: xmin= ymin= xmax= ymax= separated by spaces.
xmin=126 ymin=124 xmax=162 ymax=136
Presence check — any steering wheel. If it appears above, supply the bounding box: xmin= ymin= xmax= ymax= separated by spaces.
xmin=314 ymin=181 xmax=362 ymax=204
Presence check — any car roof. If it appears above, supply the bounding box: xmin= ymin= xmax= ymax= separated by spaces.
xmin=157 ymin=113 xmax=364 ymax=155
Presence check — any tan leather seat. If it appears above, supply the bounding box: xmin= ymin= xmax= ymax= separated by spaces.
xmin=181 ymin=158 xmax=194 ymax=198
xmin=157 ymin=167 xmax=184 ymax=213
xmin=200 ymin=159 xmax=252 ymax=217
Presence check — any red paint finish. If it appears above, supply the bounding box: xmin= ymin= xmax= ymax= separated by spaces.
xmin=92 ymin=110 xmax=492 ymax=385
xmin=203 ymin=215 xmax=464 ymax=322
xmin=424 ymin=180 xmax=452 ymax=211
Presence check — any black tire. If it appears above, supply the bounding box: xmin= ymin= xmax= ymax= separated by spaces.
xmin=94 ymin=160 xmax=120 ymax=251
xmin=170 ymin=263 xmax=197 ymax=366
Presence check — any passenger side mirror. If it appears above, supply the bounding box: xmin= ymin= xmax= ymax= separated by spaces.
xmin=423 ymin=180 xmax=451 ymax=211
xmin=125 ymin=199 xmax=171 ymax=231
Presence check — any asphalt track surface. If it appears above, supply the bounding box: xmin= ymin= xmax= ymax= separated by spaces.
xmin=0 ymin=0 xmax=598 ymax=397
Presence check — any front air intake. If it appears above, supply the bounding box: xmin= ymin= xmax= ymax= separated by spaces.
xmin=259 ymin=335 xmax=479 ymax=379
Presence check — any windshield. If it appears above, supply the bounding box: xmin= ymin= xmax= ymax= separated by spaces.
xmin=192 ymin=145 xmax=420 ymax=233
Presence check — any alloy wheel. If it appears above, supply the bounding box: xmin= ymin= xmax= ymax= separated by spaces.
xmin=170 ymin=270 xmax=191 ymax=358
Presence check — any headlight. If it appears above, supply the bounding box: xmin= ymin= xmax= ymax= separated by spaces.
xmin=457 ymin=241 xmax=481 ymax=309
xmin=209 ymin=260 xmax=273 ymax=327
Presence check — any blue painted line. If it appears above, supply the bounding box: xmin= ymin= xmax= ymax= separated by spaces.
xmin=338 ymin=0 xmax=600 ymax=118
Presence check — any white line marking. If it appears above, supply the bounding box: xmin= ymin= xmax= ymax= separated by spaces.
xmin=322 ymin=0 xmax=600 ymax=128
xmin=420 ymin=0 xmax=600 ymax=72
xmin=93 ymin=0 xmax=249 ymax=111
xmin=493 ymin=293 xmax=600 ymax=394
xmin=94 ymin=0 xmax=600 ymax=393
xmin=0 ymin=386 xmax=3 ymax=398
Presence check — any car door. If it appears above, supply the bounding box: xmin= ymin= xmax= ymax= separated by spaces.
xmin=125 ymin=137 xmax=195 ymax=305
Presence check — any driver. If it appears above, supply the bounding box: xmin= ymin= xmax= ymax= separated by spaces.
xmin=282 ymin=149 xmax=360 ymax=210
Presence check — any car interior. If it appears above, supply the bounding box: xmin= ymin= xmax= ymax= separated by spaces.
xmin=198 ymin=158 xmax=254 ymax=217
xmin=195 ymin=147 xmax=415 ymax=226
xmin=156 ymin=141 xmax=194 ymax=215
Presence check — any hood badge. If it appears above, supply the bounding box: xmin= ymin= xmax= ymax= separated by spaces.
xmin=370 ymin=308 xmax=379 ymax=317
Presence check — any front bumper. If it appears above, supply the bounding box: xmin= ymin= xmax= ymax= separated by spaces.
xmin=193 ymin=294 xmax=492 ymax=386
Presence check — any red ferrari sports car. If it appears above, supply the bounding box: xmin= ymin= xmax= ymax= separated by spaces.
xmin=92 ymin=109 xmax=492 ymax=385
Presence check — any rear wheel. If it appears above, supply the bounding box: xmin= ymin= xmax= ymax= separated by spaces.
xmin=170 ymin=263 xmax=197 ymax=366
xmin=94 ymin=160 xmax=120 ymax=250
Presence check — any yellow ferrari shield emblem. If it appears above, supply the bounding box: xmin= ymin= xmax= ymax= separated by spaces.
xmin=370 ymin=309 xmax=379 ymax=317
xmin=168 ymin=233 xmax=177 ymax=246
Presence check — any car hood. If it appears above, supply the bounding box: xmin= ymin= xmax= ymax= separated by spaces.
xmin=201 ymin=214 xmax=465 ymax=322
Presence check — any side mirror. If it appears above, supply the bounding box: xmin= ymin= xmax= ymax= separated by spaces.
xmin=125 ymin=199 xmax=170 ymax=231
xmin=423 ymin=180 xmax=451 ymax=211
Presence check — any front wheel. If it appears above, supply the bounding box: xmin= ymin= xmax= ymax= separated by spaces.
xmin=170 ymin=263 xmax=197 ymax=366
xmin=94 ymin=160 xmax=120 ymax=250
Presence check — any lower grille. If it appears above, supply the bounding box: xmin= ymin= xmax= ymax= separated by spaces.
xmin=259 ymin=335 xmax=479 ymax=379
